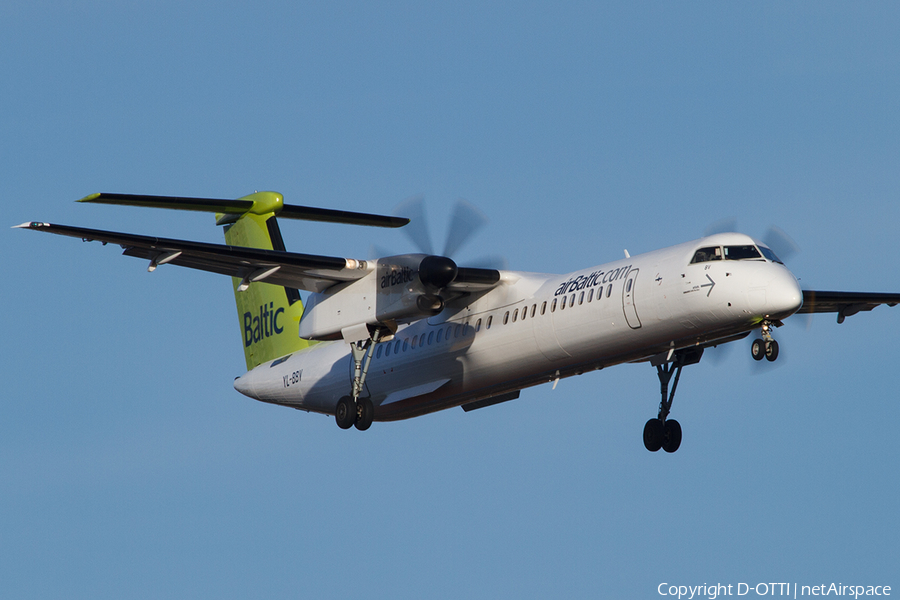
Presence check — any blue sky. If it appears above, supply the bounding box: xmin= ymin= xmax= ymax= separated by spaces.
xmin=3 ymin=2 xmax=899 ymax=598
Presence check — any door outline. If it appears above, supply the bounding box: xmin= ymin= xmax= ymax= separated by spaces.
xmin=622 ymin=268 xmax=642 ymax=329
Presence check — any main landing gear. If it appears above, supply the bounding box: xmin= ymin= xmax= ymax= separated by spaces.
xmin=643 ymin=348 xmax=702 ymax=453
xmin=335 ymin=395 xmax=374 ymax=431
xmin=750 ymin=320 xmax=782 ymax=362
xmin=335 ymin=329 xmax=383 ymax=431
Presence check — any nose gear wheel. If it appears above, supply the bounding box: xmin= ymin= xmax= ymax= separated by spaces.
xmin=751 ymin=321 xmax=781 ymax=362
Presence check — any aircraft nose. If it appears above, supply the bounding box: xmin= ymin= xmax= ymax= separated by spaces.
xmin=767 ymin=267 xmax=803 ymax=318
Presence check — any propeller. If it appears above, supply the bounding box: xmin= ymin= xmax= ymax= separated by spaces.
xmin=442 ymin=198 xmax=487 ymax=257
xmin=389 ymin=195 xmax=507 ymax=269
xmin=762 ymin=225 xmax=800 ymax=264
xmin=393 ymin=194 xmax=434 ymax=255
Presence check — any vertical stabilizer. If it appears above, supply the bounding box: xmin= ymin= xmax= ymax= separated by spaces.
xmin=222 ymin=192 xmax=311 ymax=370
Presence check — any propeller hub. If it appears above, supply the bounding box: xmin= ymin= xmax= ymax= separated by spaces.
xmin=419 ymin=255 xmax=458 ymax=289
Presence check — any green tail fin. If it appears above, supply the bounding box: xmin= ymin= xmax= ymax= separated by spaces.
xmin=220 ymin=193 xmax=312 ymax=370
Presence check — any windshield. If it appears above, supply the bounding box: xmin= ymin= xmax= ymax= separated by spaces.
xmin=690 ymin=246 xmax=722 ymax=264
xmin=724 ymin=245 xmax=762 ymax=260
xmin=758 ymin=245 xmax=783 ymax=264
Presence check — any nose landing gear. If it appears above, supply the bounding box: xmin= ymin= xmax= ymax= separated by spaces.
xmin=751 ymin=320 xmax=781 ymax=362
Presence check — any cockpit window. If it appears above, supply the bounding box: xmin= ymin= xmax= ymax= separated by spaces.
xmin=758 ymin=245 xmax=783 ymax=264
xmin=690 ymin=246 xmax=722 ymax=264
xmin=724 ymin=245 xmax=762 ymax=260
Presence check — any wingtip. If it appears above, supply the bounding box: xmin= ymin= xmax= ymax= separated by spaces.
xmin=12 ymin=221 xmax=45 ymax=229
xmin=76 ymin=193 xmax=102 ymax=203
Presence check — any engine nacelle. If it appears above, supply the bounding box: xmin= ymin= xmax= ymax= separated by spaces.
xmin=297 ymin=254 xmax=457 ymax=341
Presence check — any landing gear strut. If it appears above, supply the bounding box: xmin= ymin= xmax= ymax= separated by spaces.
xmin=643 ymin=348 xmax=702 ymax=453
xmin=335 ymin=329 xmax=383 ymax=430
xmin=751 ymin=320 xmax=781 ymax=362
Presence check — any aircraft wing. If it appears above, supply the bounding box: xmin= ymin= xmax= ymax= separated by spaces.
xmin=15 ymin=221 xmax=503 ymax=294
xmin=798 ymin=290 xmax=900 ymax=323
xmin=15 ymin=221 xmax=370 ymax=292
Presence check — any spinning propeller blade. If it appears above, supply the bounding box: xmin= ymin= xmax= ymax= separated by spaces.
xmin=389 ymin=195 xmax=505 ymax=269
xmin=443 ymin=199 xmax=488 ymax=258
xmin=393 ymin=194 xmax=434 ymax=255
xmin=762 ymin=225 xmax=800 ymax=264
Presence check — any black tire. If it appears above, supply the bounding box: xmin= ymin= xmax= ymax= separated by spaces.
xmin=751 ymin=339 xmax=765 ymax=361
xmin=355 ymin=397 xmax=374 ymax=431
xmin=335 ymin=396 xmax=356 ymax=429
xmin=765 ymin=339 xmax=779 ymax=362
xmin=662 ymin=419 xmax=682 ymax=453
xmin=643 ymin=418 xmax=664 ymax=452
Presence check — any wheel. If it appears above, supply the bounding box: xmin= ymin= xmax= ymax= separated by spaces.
xmin=751 ymin=339 xmax=765 ymax=361
xmin=765 ymin=339 xmax=779 ymax=362
xmin=643 ymin=418 xmax=664 ymax=452
xmin=335 ymin=396 xmax=356 ymax=429
xmin=355 ymin=397 xmax=374 ymax=431
xmin=662 ymin=419 xmax=682 ymax=453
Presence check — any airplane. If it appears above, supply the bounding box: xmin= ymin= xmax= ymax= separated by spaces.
xmin=15 ymin=191 xmax=900 ymax=452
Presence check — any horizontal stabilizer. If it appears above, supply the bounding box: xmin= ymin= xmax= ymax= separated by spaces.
xmin=78 ymin=192 xmax=409 ymax=228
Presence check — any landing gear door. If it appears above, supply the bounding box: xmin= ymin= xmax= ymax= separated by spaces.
xmin=622 ymin=268 xmax=642 ymax=329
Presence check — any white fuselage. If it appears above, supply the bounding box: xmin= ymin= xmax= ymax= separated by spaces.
xmin=234 ymin=233 xmax=804 ymax=420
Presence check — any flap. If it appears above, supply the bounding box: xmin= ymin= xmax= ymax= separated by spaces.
xmin=381 ymin=379 xmax=451 ymax=406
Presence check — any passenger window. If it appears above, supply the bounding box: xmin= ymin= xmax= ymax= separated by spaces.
xmin=376 ymin=345 xmax=383 ymax=359
xmin=455 ymin=324 xmax=461 ymax=337
xmin=513 ymin=308 xmax=518 ymax=322
xmin=486 ymin=315 xmax=493 ymax=329
xmin=551 ymin=299 xmax=557 ymax=312
xmin=394 ymin=340 xmax=401 ymax=354
xmin=436 ymin=329 xmax=443 ymax=343
xmin=428 ymin=331 xmax=434 ymax=345
xmin=384 ymin=344 xmax=391 ymax=357
xmin=606 ymin=284 xmax=612 ymax=298
xmin=503 ymin=311 xmax=510 ymax=324
xmin=570 ymin=294 xmax=575 ymax=307
xmin=541 ymin=301 xmax=547 ymax=315
xmin=579 ymin=291 xmax=584 ymax=305
xmin=402 ymin=339 xmax=408 ymax=352
xmin=560 ymin=298 xmax=566 ymax=311
xmin=724 ymin=245 xmax=763 ymax=260
xmin=587 ymin=289 xmax=593 ymax=303
xmin=531 ymin=304 xmax=536 ymax=318
xmin=476 ymin=318 xmax=482 ymax=332
xmin=411 ymin=335 xmax=417 ymax=349
xmin=691 ymin=246 xmax=722 ymax=264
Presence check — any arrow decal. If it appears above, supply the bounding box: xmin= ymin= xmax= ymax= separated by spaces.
xmin=701 ymin=274 xmax=716 ymax=297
